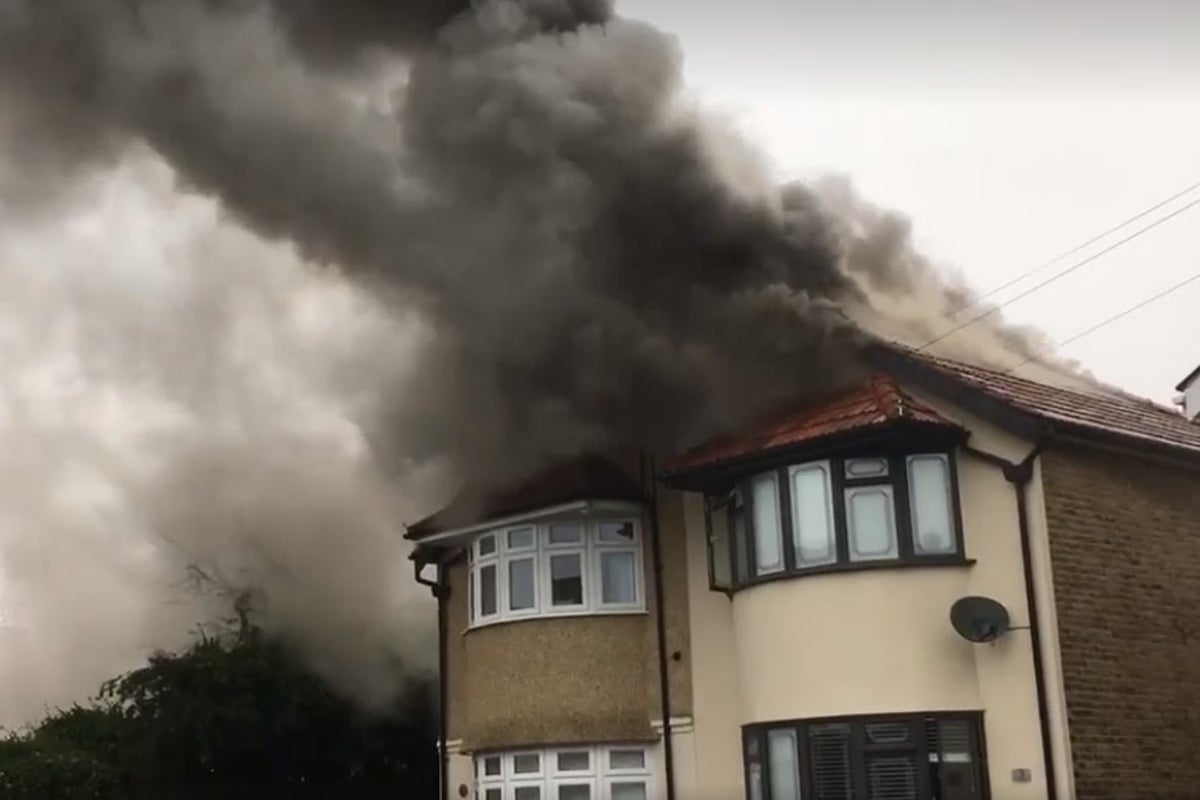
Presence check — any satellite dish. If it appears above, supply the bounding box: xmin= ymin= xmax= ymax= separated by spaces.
xmin=949 ymin=596 xmax=1011 ymax=643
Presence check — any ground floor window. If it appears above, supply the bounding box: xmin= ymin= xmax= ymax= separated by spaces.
xmin=743 ymin=712 xmax=987 ymax=800
xmin=476 ymin=743 xmax=654 ymax=800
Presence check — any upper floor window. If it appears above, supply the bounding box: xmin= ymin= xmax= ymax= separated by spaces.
xmin=477 ymin=744 xmax=654 ymax=800
xmin=744 ymin=712 xmax=987 ymax=800
xmin=468 ymin=518 xmax=643 ymax=627
xmin=706 ymin=452 xmax=964 ymax=590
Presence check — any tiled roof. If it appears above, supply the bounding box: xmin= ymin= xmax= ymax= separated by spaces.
xmin=907 ymin=352 xmax=1200 ymax=456
xmin=666 ymin=376 xmax=961 ymax=473
xmin=405 ymin=454 xmax=645 ymax=541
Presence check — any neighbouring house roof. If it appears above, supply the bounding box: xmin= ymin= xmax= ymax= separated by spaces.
xmin=871 ymin=346 xmax=1200 ymax=459
xmin=405 ymin=454 xmax=646 ymax=542
xmin=665 ymin=375 xmax=963 ymax=475
xmin=1177 ymin=363 xmax=1200 ymax=393
xmin=667 ymin=346 xmax=1200 ymax=481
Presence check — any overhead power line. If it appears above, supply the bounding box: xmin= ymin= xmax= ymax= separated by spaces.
xmin=948 ymin=178 xmax=1200 ymax=317
xmin=918 ymin=193 xmax=1200 ymax=351
xmin=1003 ymin=266 xmax=1200 ymax=377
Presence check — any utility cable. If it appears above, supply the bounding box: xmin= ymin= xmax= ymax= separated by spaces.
xmin=1003 ymin=266 xmax=1200 ymax=376
xmin=948 ymin=178 xmax=1200 ymax=317
xmin=918 ymin=194 xmax=1200 ymax=351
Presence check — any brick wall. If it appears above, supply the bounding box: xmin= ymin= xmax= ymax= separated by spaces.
xmin=1042 ymin=442 xmax=1200 ymax=799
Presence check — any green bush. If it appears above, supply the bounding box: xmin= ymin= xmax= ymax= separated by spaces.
xmin=0 ymin=626 xmax=435 ymax=799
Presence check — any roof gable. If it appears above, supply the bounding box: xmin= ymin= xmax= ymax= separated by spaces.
xmin=665 ymin=375 xmax=963 ymax=475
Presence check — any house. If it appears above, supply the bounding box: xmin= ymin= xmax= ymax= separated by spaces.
xmin=408 ymin=346 xmax=1200 ymax=800
xmin=1177 ymin=363 xmax=1200 ymax=422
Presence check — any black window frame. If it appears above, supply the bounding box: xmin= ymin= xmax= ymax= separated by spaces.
xmin=707 ymin=448 xmax=969 ymax=592
xmin=743 ymin=711 xmax=991 ymax=800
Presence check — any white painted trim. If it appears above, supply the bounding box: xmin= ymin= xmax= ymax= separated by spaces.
xmin=412 ymin=499 xmax=645 ymax=546
xmin=650 ymin=716 xmax=696 ymax=734
xmin=445 ymin=739 xmax=464 ymax=755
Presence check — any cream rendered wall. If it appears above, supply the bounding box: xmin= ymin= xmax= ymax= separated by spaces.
xmin=447 ymin=746 xmax=473 ymax=799
xmin=679 ymin=387 xmax=1071 ymax=800
xmin=679 ymin=489 xmax=747 ymax=800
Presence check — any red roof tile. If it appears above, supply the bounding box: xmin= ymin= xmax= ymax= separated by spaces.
xmin=667 ymin=375 xmax=961 ymax=473
xmin=909 ymin=352 xmax=1200 ymax=456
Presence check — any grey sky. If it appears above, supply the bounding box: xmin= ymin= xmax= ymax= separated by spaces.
xmin=624 ymin=0 xmax=1200 ymax=402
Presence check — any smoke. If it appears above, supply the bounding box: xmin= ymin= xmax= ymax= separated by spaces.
xmin=0 ymin=156 xmax=439 ymax=722
xmin=0 ymin=0 xmax=1062 ymax=721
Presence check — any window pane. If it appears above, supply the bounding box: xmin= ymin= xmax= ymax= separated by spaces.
xmin=732 ymin=495 xmax=750 ymax=583
xmin=751 ymin=473 xmax=783 ymax=575
xmin=508 ymin=527 xmax=535 ymax=550
xmin=809 ymin=724 xmax=852 ymax=800
xmin=931 ymin=718 xmax=982 ymax=797
xmin=479 ymin=565 xmax=498 ymax=616
xmin=482 ymin=756 xmax=501 ymax=776
xmin=515 ymin=787 xmax=541 ymax=800
xmin=478 ymin=534 xmax=496 ymax=556
xmin=598 ymin=521 xmax=636 ymax=542
xmin=513 ymin=753 xmax=541 ymax=774
xmin=846 ymin=457 xmax=889 ymax=478
xmin=867 ymin=755 xmax=919 ymax=800
xmin=610 ymin=749 xmax=645 ymax=770
xmin=611 ymin=783 xmax=647 ymax=800
xmin=559 ymin=786 xmax=591 ymax=800
xmin=867 ymin=722 xmax=911 ymax=745
xmin=509 ymin=558 xmax=535 ymax=611
xmin=601 ymin=551 xmax=637 ymax=605
xmin=550 ymin=553 xmax=584 ymax=606
xmin=909 ymin=455 xmax=956 ymax=555
xmin=791 ymin=464 xmax=835 ymax=566
xmin=485 ymin=789 xmax=502 ymax=800
xmin=558 ymin=752 xmax=590 ymax=772
xmin=846 ymin=487 xmax=897 ymax=561
xmin=707 ymin=495 xmax=733 ymax=590
xmin=549 ymin=522 xmax=584 ymax=545
xmin=746 ymin=735 xmax=763 ymax=800
xmin=937 ymin=719 xmax=974 ymax=763
xmin=768 ymin=729 xmax=801 ymax=800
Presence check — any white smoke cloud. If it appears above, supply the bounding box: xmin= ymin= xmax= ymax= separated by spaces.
xmin=0 ymin=152 xmax=440 ymax=727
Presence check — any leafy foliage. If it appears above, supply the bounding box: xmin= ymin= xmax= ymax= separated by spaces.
xmin=0 ymin=623 xmax=436 ymax=799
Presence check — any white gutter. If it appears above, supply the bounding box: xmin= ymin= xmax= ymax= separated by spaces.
xmin=408 ymin=498 xmax=645 ymax=546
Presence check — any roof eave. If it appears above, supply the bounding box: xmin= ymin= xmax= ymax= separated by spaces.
xmin=407 ymin=497 xmax=647 ymax=549
xmin=659 ymin=419 xmax=967 ymax=492
xmin=1050 ymin=420 xmax=1200 ymax=466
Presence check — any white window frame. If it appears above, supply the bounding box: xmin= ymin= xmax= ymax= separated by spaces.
xmin=477 ymin=745 xmax=654 ymax=800
xmin=468 ymin=517 xmax=645 ymax=629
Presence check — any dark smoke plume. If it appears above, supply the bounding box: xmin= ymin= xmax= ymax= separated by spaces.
xmin=0 ymin=0 xmax=1064 ymax=713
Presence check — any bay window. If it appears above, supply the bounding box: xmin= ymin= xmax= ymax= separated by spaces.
xmin=469 ymin=517 xmax=643 ymax=627
xmin=707 ymin=451 xmax=964 ymax=590
xmin=744 ymin=713 xmax=987 ymax=800
xmin=477 ymin=744 xmax=654 ymax=800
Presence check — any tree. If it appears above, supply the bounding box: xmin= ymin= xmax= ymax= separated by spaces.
xmin=0 ymin=620 xmax=436 ymax=799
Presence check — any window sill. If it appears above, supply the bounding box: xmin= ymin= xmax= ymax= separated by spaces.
xmin=462 ymin=607 xmax=649 ymax=636
xmin=719 ymin=557 xmax=976 ymax=595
